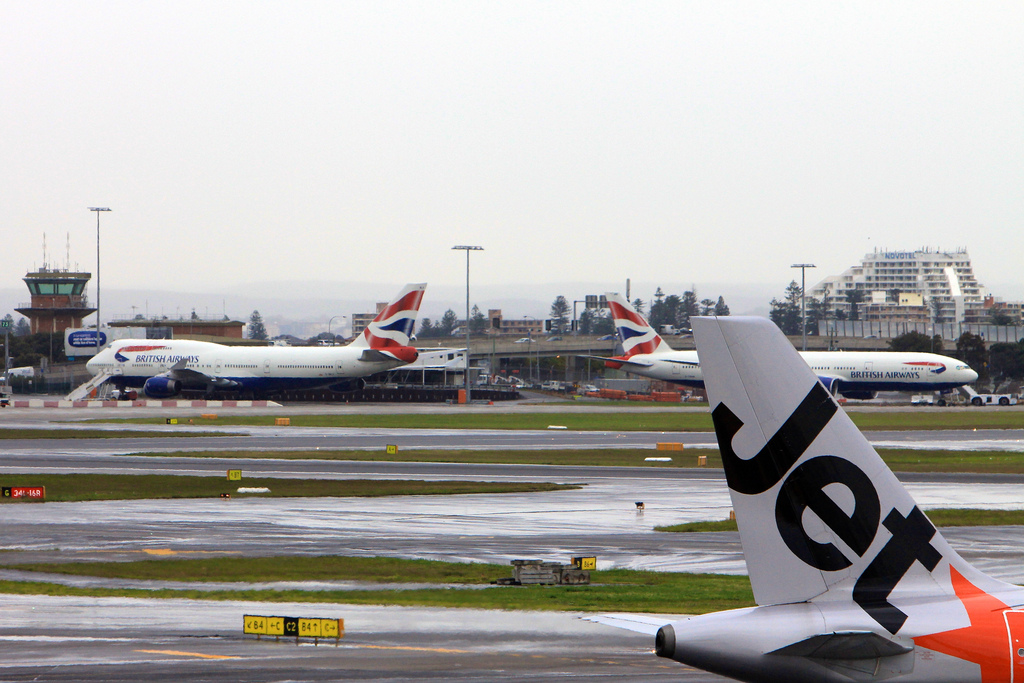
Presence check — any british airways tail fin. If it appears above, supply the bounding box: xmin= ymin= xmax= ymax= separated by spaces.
xmin=605 ymin=292 xmax=673 ymax=356
xmin=350 ymin=283 xmax=426 ymax=353
xmin=692 ymin=316 xmax=1009 ymax=636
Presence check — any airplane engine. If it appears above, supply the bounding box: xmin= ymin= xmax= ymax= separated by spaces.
xmin=817 ymin=376 xmax=841 ymax=395
xmin=143 ymin=376 xmax=182 ymax=398
xmin=838 ymin=389 xmax=878 ymax=400
xmin=327 ymin=378 xmax=366 ymax=393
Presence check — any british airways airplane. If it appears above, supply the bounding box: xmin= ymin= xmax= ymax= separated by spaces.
xmin=85 ymin=283 xmax=426 ymax=398
xmin=591 ymin=292 xmax=977 ymax=399
xmin=592 ymin=316 xmax=1024 ymax=683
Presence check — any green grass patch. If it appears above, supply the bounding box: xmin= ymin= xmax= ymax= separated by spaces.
xmin=655 ymin=519 xmax=740 ymax=533
xmin=118 ymin=447 xmax=1024 ymax=475
xmin=0 ymin=557 xmax=754 ymax=614
xmin=656 ymin=507 xmax=1024 ymax=533
xmin=9 ymin=556 xmax=506 ymax=583
xmin=0 ymin=474 xmax=577 ymax=503
xmin=78 ymin=409 xmax=1024 ymax=432
xmin=876 ymin=448 xmax=1024 ymax=474
xmin=921 ymin=508 xmax=1024 ymax=527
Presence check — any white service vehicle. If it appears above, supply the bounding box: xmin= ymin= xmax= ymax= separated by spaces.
xmin=962 ymin=385 xmax=1018 ymax=406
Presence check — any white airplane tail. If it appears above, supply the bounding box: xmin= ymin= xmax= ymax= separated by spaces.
xmin=692 ymin=316 xmax=1011 ymax=636
xmin=605 ymin=292 xmax=674 ymax=357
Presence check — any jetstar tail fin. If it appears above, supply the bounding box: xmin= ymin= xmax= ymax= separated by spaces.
xmin=691 ymin=316 xmax=1008 ymax=636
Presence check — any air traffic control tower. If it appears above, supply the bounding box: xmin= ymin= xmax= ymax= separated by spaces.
xmin=16 ymin=268 xmax=96 ymax=334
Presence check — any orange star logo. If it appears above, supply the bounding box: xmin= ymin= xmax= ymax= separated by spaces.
xmin=913 ymin=566 xmax=1013 ymax=683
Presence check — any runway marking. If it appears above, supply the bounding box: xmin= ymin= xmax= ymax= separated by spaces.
xmin=346 ymin=644 xmax=470 ymax=654
xmin=143 ymin=549 xmax=177 ymax=556
xmin=135 ymin=649 xmax=239 ymax=660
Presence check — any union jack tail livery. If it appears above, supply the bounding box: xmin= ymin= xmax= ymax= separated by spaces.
xmin=605 ymin=292 xmax=674 ymax=357
xmin=351 ymin=283 xmax=426 ymax=353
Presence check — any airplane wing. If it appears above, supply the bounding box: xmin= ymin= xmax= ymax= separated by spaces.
xmin=582 ymin=613 xmax=677 ymax=635
xmin=164 ymin=358 xmax=238 ymax=389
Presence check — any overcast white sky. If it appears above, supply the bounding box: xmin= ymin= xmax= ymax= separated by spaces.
xmin=3 ymin=1 xmax=1022 ymax=318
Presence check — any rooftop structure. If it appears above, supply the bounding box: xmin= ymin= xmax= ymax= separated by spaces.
xmin=809 ymin=248 xmax=986 ymax=324
xmin=16 ymin=267 xmax=97 ymax=334
xmin=108 ymin=315 xmax=245 ymax=339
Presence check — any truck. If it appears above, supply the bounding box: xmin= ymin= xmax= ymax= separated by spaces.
xmin=962 ymin=386 xmax=1018 ymax=407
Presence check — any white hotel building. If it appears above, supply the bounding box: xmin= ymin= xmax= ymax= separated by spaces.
xmin=809 ymin=248 xmax=985 ymax=325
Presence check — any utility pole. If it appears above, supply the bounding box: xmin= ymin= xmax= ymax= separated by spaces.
xmin=452 ymin=245 xmax=483 ymax=402
xmin=88 ymin=207 xmax=111 ymax=356
xmin=791 ymin=263 xmax=816 ymax=351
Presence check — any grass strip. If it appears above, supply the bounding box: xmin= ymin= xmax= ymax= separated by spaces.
xmin=0 ymin=557 xmax=754 ymax=614
xmin=80 ymin=410 xmax=1024 ymax=431
xmin=656 ymin=508 xmax=1024 ymax=533
xmin=119 ymin=447 xmax=1024 ymax=475
xmin=0 ymin=579 xmax=753 ymax=614
xmin=7 ymin=556 xmax=507 ymax=584
xmin=875 ymin=449 xmax=1024 ymax=474
xmin=0 ymin=474 xmax=577 ymax=503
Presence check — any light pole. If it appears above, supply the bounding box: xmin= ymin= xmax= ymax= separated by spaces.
xmin=791 ymin=263 xmax=816 ymax=351
xmin=523 ymin=316 xmax=536 ymax=383
xmin=328 ymin=315 xmax=346 ymax=343
xmin=452 ymin=245 xmax=483 ymax=402
xmin=89 ymin=207 xmax=111 ymax=356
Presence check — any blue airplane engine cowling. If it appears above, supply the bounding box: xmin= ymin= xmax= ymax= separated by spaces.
xmin=817 ymin=376 xmax=840 ymax=395
xmin=143 ymin=376 xmax=182 ymax=398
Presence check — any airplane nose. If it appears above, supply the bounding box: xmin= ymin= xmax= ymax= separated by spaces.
xmin=966 ymin=368 xmax=979 ymax=382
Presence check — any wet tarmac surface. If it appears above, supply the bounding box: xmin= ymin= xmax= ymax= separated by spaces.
xmin=2 ymin=403 xmax=1024 ymax=681
xmin=3 ymin=464 xmax=1024 ymax=581
xmin=0 ymin=594 xmax=717 ymax=682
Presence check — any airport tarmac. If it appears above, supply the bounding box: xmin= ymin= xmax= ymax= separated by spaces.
xmin=0 ymin=594 xmax=716 ymax=682
xmin=4 ymin=461 xmax=1024 ymax=580
xmin=3 ymin=403 xmax=1024 ymax=681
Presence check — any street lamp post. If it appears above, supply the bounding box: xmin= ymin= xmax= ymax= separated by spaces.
xmin=452 ymin=245 xmax=483 ymax=403
xmin=89 ymin=208 xmax=111 ymax=357
xmin=791 ymin=263 xmax=816 ymax=351
xmin=327 ymin=315 xmax=346 ymax=344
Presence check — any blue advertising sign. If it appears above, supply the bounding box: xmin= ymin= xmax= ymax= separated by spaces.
xmin=68 ymin=331 xmax=108 ymax=348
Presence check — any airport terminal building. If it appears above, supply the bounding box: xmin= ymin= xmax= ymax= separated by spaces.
xmin=810 ymin=248 xmax=985 ymax=325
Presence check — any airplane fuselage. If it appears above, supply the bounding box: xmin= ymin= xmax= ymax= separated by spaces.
xmin=612 ymin=350 xmax=977 ymax=394
xmin=87 ymin=339 xmax=410 ymax=395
